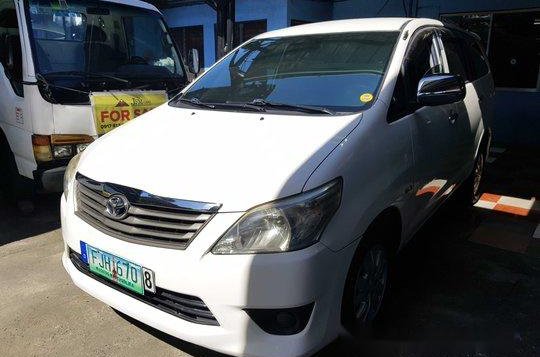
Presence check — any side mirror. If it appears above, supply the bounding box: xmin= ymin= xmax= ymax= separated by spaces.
xmin=417 ymin=74 xmax=465 ymax=106
xmin=187 ymin=48 xmax=200 ymax=75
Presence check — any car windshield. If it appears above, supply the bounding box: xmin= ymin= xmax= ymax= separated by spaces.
xmin=178 ymin=31 xmax=399 ymax=114
xmin=27 ymin=0 xmax=184 ymax=80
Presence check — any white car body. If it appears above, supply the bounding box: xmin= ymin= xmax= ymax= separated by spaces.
xmin=61 ymin=18 xmax=493 ymax=357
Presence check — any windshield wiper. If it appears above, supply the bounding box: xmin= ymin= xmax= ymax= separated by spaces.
xmin=35 ymin=73 xmax=90 ymax=94
xmin=44 ymin=70 xmax=130 ymax=84
xmin=219 ymin=101 xmax=265 ymax=112
xmin=177 ymin=97 xmax=216 ymax=109
xmin=250 ymin=99 xmax=334 ymax=115
xmin=175 ymin=98 xmax=265 ymax=112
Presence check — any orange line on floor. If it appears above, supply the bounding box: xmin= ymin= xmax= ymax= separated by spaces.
xmin=480 ymin=193 xmax=502 ymax=203
xmin=493 ymin=204 xmax=530 ymax=216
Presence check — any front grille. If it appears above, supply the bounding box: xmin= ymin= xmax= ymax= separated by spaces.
xmin=75 ymin=173 xmax=221 ymax=249
xmin=69 ymin=249 xmax=219 ymax=326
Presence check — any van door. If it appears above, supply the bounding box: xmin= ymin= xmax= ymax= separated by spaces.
xmin=0 ymin=1 xmax=26 ymax=159
xmin=388 ymin=28 xmax=457 ymax=237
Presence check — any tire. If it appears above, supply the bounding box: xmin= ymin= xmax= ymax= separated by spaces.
xmin=341 ymin=235 xmax=391 ymax=334
xmin=0 ymin=140 xmax=34 ymax=207
xmin=456 ymin=152 xmax=485 ymax=206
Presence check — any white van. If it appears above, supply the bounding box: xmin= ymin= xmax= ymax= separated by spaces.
xmin=0 ymin=0 xmax=192 ymax=205
xmin=61 ymin=18 xmax=493 ymax=357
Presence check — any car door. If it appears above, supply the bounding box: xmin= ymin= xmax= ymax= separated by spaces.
xmin=439 ymin=29 xmax=480 ymax=182
xmin=388 ymin=28 xmax=459 ymax=238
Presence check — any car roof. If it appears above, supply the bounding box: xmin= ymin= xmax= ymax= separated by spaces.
xmin=256 ymin=17 xmax=443 ymax=39
xmin=100 ymin=0 xmax=160 ymax=13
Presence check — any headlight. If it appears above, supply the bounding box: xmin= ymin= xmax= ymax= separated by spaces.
xmin=63 ymin=153 xmax=81 ymax=199
xmin=212 ymin=178 xmax=342 ymax=254
xmin=53 ymin=145 xmax=73 ymax=159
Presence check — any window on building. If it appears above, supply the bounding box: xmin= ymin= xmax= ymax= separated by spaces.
xmin=233 ymin=20 xmax=267 ymax=47
xmin=441 ymin=10 xmax=540 ymax=90
xmin=490 ymin=11 xmax=539 ymax=89
xmin=170 ymin=25 xmax=204 ymax=69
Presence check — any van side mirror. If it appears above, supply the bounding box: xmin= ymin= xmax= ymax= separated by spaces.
xmin=417 ymin=74 xmax=465 ymax=106
xmin=187 ymin=48 xmax=200 ymax=75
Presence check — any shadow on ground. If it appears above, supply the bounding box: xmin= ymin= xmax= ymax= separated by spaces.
xmin=0 ymin=192 xmax=61 ymax=246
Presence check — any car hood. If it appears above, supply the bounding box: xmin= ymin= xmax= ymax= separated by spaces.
xmin=78 ymin=105 xmax=361 ymax=212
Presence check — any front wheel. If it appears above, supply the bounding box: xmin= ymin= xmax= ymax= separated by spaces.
xmin=456 ymin=152 xmax=485 ymax=206
xmin=342 ymin=242 xmax=389 ymax=332
xmin=0 ymin=146 xmax=34 ymax=213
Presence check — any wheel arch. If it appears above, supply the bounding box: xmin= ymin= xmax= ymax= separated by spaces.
xmin=474 ymin=126 xmax=492 ymax=161
xmin=363 ymin=205 xmax=403 ymax=257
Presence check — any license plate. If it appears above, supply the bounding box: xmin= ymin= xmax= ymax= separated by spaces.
xmin=80 ymin=241 xmax=155 ymax=295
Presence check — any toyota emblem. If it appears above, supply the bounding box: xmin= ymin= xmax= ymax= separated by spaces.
xmin=105 ymin=194 xmax=130 ymax=220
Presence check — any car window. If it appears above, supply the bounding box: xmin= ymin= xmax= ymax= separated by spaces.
xmin=440 ymin=30 xmax=468 ymax=79
xmin=388 ymin=29 xmax=443 ymax=122
xmin=467 ymin=41 xmax=490 ymax=81
xmin=451 ymin=31 xmax=490 ymax=82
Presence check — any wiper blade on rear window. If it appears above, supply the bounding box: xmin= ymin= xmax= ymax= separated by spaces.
xmin=44 ymin=70 xmax=130 ymax=84
xmin=250 ymin=99 xmax=334 ymax=115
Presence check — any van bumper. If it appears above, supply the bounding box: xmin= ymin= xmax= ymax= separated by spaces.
xmin=34 ymin=166 xmax=65 ymax=192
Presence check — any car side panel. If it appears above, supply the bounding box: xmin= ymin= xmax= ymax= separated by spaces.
xmin=304 ymin=101 xmax=415 ymax=252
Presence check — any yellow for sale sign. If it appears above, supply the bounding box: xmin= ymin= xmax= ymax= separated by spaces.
xmin=90 ymin=91 xmax=168 ymax=135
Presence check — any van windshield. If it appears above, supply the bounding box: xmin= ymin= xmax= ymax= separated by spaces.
xmin=178 ymin=32 xmax=399 ymax=114
xmin=27 ymin=0 xmax=184 ymax=80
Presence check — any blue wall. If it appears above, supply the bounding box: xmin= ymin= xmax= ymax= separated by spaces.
xmin=333 ymin=0 xmax=540 ymax=19
xmin=287 ymin=0 xmax=333 ymax=24
xmin=164 ymin=0 xmax=288 ymax=66
xmin=163 ymin=4 xmax=217 ymax=67
xmin=236 ymin=0 xmax=288 ymax=28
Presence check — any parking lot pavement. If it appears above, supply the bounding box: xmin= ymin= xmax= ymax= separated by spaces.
xmin=0 ymin=149 xmax=538 ymax=357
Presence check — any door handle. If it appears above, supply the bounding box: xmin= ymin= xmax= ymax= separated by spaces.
xmin=448 ymin=111 xmax=458 ymax=124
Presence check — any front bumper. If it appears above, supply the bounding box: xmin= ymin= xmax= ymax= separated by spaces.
xmin=60 ymin=194 xmax=355 ymax=357
xmin=34 ymin=159 xmax=70 ymax=192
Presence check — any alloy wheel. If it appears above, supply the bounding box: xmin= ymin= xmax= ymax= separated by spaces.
xmin=472 ymin=154 xmax=484 ymax=201
xmin=352 ymin=245 xmax=388 ymax=323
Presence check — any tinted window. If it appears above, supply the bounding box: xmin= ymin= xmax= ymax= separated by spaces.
xmin=441 ymin=31 xmax=468 ymax=79
xmin=179 ymin=32 xmax=399 ymax=114
xmin=388 ymin=30 xmax=443 ymax=121
xmin=468 ymin=41 xmax=490 ymax=80
xmin=0 ymin=1 xmax=23 ymax=96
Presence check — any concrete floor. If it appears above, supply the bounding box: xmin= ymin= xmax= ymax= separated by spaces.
xmin=0 ymin=149 xmax=538 ymax=357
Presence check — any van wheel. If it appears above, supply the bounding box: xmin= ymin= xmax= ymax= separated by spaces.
xmin=0 ymin=143 xmax=34 ymax=212
xmin=456 ymin=152 xmax=484 ymax=206
xmin=342 ymin=239 xmax=390 ymax=334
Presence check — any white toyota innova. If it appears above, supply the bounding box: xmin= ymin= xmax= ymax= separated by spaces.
xmin=61 ymin=18 xmax=493 ymax=357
